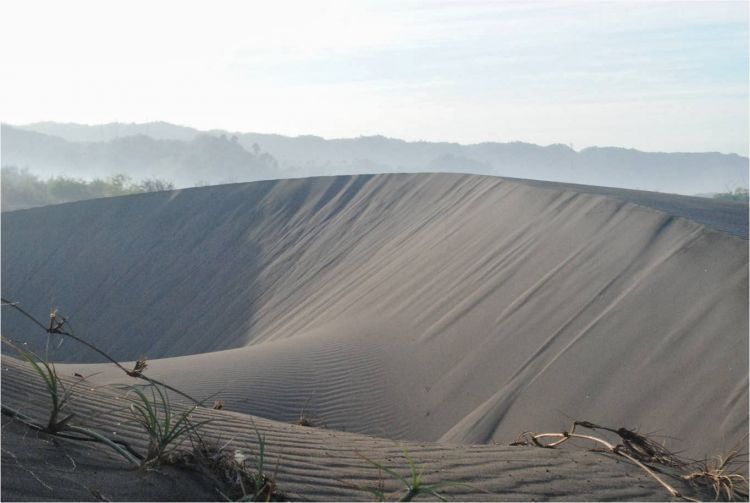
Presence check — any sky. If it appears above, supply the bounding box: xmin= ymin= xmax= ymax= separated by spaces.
xmin=1 ymin=0 xmax=748 ymax=155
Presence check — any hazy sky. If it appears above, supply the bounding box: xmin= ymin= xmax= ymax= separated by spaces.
xmin=2 ymin=0 xmax=748 ymax=154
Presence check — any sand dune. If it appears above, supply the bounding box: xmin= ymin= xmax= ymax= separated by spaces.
xmin=1 ymin=358 xmax=720 ymax=501
xmin=2 ymin=173 xmax=747 ymax=466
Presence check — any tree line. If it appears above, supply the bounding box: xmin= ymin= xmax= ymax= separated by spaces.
xmin=1 ymin=166 xmax=175 ymax=211
xmin=712 ymin=187 xmax=749 ymax=202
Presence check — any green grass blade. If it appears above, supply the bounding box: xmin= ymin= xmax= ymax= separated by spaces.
xmin=67 ymin=425 xmax=141 ymax=466
xmin=426 ymin=488 xmax=449 ymax=501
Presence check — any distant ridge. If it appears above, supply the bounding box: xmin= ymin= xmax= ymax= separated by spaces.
xmin=4 ymin=121 xmax=748 ymax=194
xmin=1 ymin=124 xmax=281 ymax=187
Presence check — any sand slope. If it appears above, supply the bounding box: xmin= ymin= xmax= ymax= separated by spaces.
xmin=1 ymin=358 xmax=719 ymax=502
xmin=2 ymin=174 xmax=747 ymax=461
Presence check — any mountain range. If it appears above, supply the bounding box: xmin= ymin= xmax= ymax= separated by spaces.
xmin=2 ymin=121 xmax=748 ymax=195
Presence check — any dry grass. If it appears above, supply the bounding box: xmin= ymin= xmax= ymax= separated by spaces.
xmin=294 ymin=414 xmax=313 ymax=427
xmin=126 ymin=357 xmax=148 ymax=378
xmin=682 ymin=441 xmax=748 ymax=501
xmin=514 ymin=420 xmax=749 ymax=502
xmin=294 ymin=395 xmax=316 ymax=427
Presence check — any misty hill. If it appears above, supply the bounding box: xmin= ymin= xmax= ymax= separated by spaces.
xmin=14 ymin=121 xmax=201 ymax=143
xmin=10 ymin=121 xmax=749 ymax=195
xmin=1 ymin=124 xmax=280 ymax=187
xmin=2 ymin=174 xmax=746 ymax=459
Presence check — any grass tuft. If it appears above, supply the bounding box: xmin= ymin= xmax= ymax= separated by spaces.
xmin=295 ymin=415 xmax=313 ymax=427
xmin=1 ymin=336 xmax=142 ymax=465
xmin=1 ymin=336 xmax=75 ymax=433
xmin=189 ymin=426 xmax=283 ymax=501
xmin=357 ymin=446 xmax=467 ymax=501
xmin=294 ymin=394 xmax=316 ymax=427
xmin=125 ymin=382 xmax=210 ymax=465
xmin=683 ymin=441 xmax=749 ymax=501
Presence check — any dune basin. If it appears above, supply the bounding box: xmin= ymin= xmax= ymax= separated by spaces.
xmin=2 ymin=173 xmax=748 ymax=501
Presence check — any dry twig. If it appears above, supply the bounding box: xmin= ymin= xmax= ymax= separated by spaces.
xmin=514 ymin=421 xmax=701 ymax=501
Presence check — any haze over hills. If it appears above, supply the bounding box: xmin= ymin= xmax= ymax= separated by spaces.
xmin=2 ymin=0 xmax=748 ymax=498
xmin=2 ymin=173 xmax=747 ymax=461
xmin=1 ymin=124 xmax=280 ymax=188
xmin=3 ymin=122 xmax=748 ymax=195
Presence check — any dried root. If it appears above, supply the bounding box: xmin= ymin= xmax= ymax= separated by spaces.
xmin=514 ymin=421 xmax=700 ymax=501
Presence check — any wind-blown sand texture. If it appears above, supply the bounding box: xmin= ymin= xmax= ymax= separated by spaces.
xmin=0 ymin=358 xmax=720 ymax=501
xmin=2 ymin=173 xmax=748 ymax=500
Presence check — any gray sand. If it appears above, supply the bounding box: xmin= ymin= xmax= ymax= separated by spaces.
xmin=1 ymin=358 xmax=720 ymax=501
xmin=2 ymin=173 xmax=747 ymax=465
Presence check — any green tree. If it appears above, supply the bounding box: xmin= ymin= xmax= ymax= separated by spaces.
xmin=137 ymin=178 xmax=175 ymax=192
xmin=1 ymin=166 xmax=51 ymax=210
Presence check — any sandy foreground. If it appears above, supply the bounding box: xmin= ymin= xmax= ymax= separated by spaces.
xmin=1 ymin=173 xmax=748 ymax=501
xmin=0 ymin=358 xmax=723 ymax=501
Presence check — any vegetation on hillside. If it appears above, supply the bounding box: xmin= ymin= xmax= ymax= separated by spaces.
xmin=713 ymin=187 xmax=749 ymax=202
xmin=1 ymin=166 xmax=174 ymax=211
xmin=1 ymin=125 xmax=282 ymax=188
xmin=5 ymin=122 xmax=749 ymax=195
